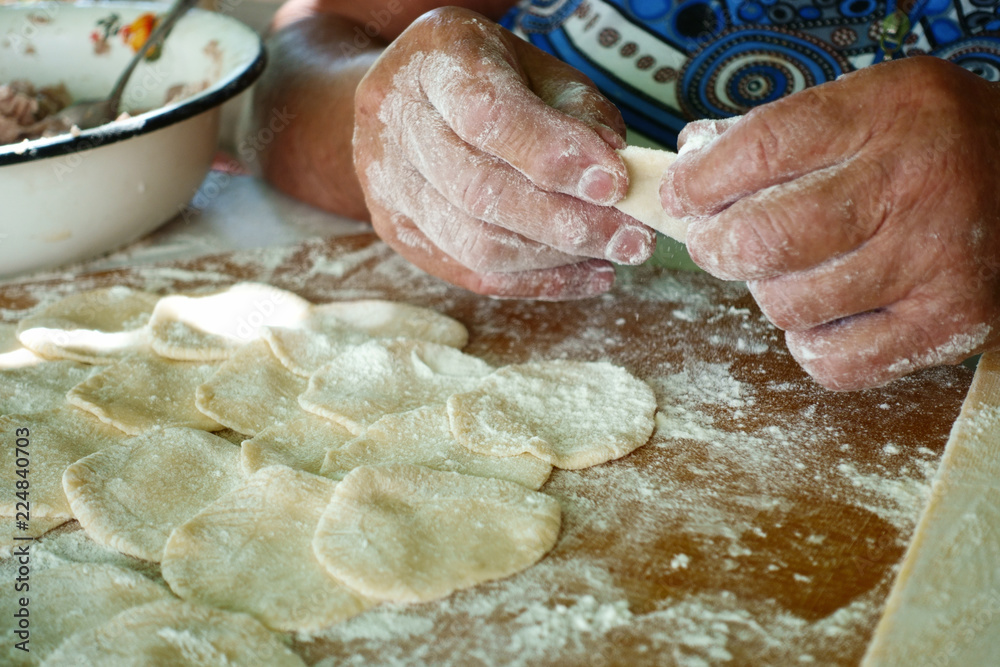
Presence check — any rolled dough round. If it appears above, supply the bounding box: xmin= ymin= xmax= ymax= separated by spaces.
xmin=265 ymin=299 xmax=468 ymax=377
xmin=63 ymin=427 xmax=244 ymax=562
xmin=312 ymin=464 xmax=562 ymax=603
xmin=447 ymin=360 xmax=657 ymax=470
xmin=162 ymin=466 xmax=373 ymax=632
xmin=15 ymin=287 xmax=159 ymax=364
xmin=299 ymin=339 xmax=493 ymax=434
xmin=40 ymin=599 xmax=307 ymax=666
xmin=0 ymin=407 xmax=128 ymax=519
xmin=195 ymin=340 xmax=308 ymax=436
xmin=67 ymin=354 xmax=223 ymax=435
xmin=320 ymin=405 xmax=552 ymax=490
xmin=0 ymin=562 xmax=171 ymax=666
xmin=149 ymin=283 xmax=312 ymax=361
xmin=241 ymin=413 xmax=355 ymax=476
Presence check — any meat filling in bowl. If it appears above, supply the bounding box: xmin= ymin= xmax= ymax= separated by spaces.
xmin=0 ymin=80 xmax=74 ymax=144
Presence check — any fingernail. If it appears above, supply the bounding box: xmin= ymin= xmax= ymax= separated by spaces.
xmin=578 ymin=165 xmax=618 ymax=205
xmin=660 ymin=171 xmax=686 ymax=218
xmin=606 ymin=225 xmax=654 ymax=265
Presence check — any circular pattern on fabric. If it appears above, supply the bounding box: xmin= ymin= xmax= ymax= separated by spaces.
xmin=678 ymin=27 xmax=852 ymax=118
xmin=932 ymin=37 xmax=1000 ymax=82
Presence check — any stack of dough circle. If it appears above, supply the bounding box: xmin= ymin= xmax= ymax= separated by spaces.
xmin=0 ymin=282 xmax=659 ymax=659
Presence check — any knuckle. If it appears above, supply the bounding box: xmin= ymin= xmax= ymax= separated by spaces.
xmin=728 ymin=201 xmax=794 ymax=278
xmin=457 ymin=166 xmax=506 ymax=220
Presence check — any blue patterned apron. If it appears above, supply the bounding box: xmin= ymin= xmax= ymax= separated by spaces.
xmin=501 ymin=0 xmax=1000 ymax=147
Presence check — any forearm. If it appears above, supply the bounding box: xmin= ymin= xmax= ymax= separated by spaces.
xmin=247 ymin=15 xmax=381 ymax=220
xmin=248 ymin=0 xmax=518 ymax=221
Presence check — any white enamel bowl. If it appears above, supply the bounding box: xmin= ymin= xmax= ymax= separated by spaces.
xmin=0 ymin=2 xmax=265 ymax=278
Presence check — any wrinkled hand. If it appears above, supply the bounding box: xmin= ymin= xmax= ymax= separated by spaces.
xmin=353 ymin=7 xmax=655 ymax=300
xmin=662 ymin=57 xmax=1000 ymax=390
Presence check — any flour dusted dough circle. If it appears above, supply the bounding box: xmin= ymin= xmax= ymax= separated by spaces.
xmin=162 ymin=466 xmax=373 ymax=632
xmin=299 ymin=339 xmax=493 ymax=434
xmin=613 ymin=145 xmax=686 ymax=242
xmin=312 ymin=464 xmax=562 ymax=603
xmin=0 ymin=407 xmax=128 ymax=519
xmin=63 ymin=427 xmax=244 ymax=562
xmin=241 ymin=413 xmax=354 ymax=476
xmin=448 ymin=360 xmax=657 ymax=470
xmin=0 ymin=359 xmax=98 ymax=415
xmin=321 ymin=405 xmax=552 ymax=490
xmin=40 ymin=600 xmax=306 ymax=667
xmin=0 ymin=562 xmax=171 ymax=666
xmin=195 ymin=340 xmax=308 ymax=436
xmin=265 ymin=299 xmax=468 ymax=377
xmin=0 ymin=322 xmax=43 ymax=369
xmin=149 ymin=283 xmax=311 ymax=361
xmin=67 ymin=354 xmax=222 ymax=435
xmin=15 ymin=287 xmax=159 ymax=364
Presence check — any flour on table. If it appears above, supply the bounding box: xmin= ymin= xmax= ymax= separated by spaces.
xmin=0 ymin=562 xmax=171 ymax=666
xmin=321 ymin=405 xmax=552 ymax=490
xmin=63 ymin=428 xmax=244 ymax=562
xmin=0 ymin=407 xmax=127 ymax=518
xmin=40 ymin=599 xmax=307 ymax=667
xmin=195 ymin=340 xmax=308 ymax=436
xmin=312 ymin=464 xmax=562 ymax=603
xmin=614 ymin=146 xmax=686 ymax=242
xmin=148 ymin=283 xmax=311 ymax=361
xmin=299 ymin=339 xmax=493 ymax=434
xmin=15 ymin=287 xmax=160 ymax=364
xmin=162 ymin=466 xmax=373 ymax=632
xmin=241 ymin=413 xmax=355 ymax=476
xmin=68 ymin=354 xmax=222 ymax=435
xmin=448 ymin=360 xmax=657 ymax=470
xmin=265 ymin=299 xmax=468 ymax=377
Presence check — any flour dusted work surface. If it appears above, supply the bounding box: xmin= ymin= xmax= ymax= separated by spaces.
xmin=0 ymin=234 xmax=977 ymax=664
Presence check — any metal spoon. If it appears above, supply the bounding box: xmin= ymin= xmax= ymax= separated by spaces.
xmin=52 ymin=0 xmax=200 ymax=131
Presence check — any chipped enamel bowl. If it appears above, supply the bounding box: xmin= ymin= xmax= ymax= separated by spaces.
xmin=0 ymin=2 xmax=265 ymax=278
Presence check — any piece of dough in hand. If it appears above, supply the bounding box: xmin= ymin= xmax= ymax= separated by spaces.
xmin=448 ymin=360 xmax=657 ymax=470
xmin=312 ymin=464 xmax=562 ymax=603
xmin=613 ymin=146 xmax=686 ymax=242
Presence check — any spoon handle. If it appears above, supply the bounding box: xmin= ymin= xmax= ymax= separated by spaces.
xmin=106 ymin=0 xmax=201 ymax=115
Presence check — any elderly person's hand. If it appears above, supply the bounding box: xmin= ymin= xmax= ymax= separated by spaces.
xmin=352 ymin=6 xmax=656 ymax=300
xmin=662 ymin=57 xmax=1000 ymax=390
